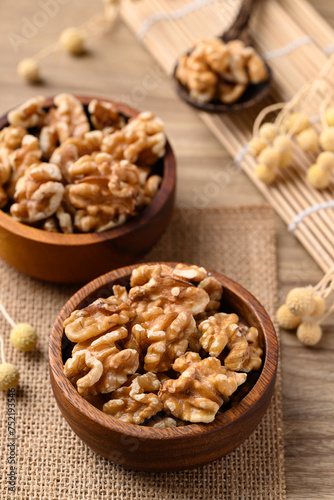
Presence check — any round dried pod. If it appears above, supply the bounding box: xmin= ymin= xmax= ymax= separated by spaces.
xmin=279 ymin=149 xmax=293 ymax=169
xmin=320 ymin=127 xmax=334 ymax=151
xmin=60 ymin=27 xmax=85 ymax=55
xmin=10 ymin=323 xmax=38 ymax=352
xmin=17 ymin=58 xmax=40 ymax=84
xmin=287 ymin=112 xmax=310 ymax=135
xmin=276 ymin=304 xmax=301 ymax=330
xmin=258 ymin=147 xmax=281 ymax=169
xmin=286 ymin=287 xmax=315 ymax=317
xmin=296 ymin=321 xmax=322 ymax=346
xmin=0 ymin=363 xmax=19 ymax=390
xmin=306 ymin=163 xmax=331 ymax=190
xmin=317 ymin=151 xmax=334 ymax=171
xmin=325 ymin=107 xmax=334 ymax=127
xmin=296 ymin=128 xmax=319 ymax=153
xmin=254 ymin=163 xmax=276 ymax=184
xmin=273 ymin=135 xmax=293 ymax=153
xmin=310 ymin=295 xmax=326 ymax=317
xmin=258 ymin=123 xmax=277 ymax=142
xmin=248 ymin=137 xmax=267 ymax=157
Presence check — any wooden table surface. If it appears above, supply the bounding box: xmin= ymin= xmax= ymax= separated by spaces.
xmin=0 ymin=1 xmax=333 ymax=498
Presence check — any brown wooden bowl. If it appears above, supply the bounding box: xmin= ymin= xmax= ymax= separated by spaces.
xmin=49 ymin=262 xmax=278 ymax=471
xmin=0 ymin=97 xmax=176 ymax=283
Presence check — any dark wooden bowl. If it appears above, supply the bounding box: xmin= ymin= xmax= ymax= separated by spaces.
xmin=49 ymin=262 xmax=278 ymax=471
xmin=0 ymin=97 xmax=176 ymax=283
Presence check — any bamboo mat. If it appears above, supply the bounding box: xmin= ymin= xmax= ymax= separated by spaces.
xmin=0 ymin=206 xmax=286 ymax=499
xmin=120 ymin=0 xmax=334 ymax=273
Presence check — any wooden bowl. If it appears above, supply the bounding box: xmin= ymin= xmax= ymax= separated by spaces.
xmin=49 ymin=262 xmax=278 ymax=471
xmin=0 ymin=97 xmax=176 ymax=283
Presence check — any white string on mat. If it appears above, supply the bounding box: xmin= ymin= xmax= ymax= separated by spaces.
xmin=262 ymin=36 xmax=313 ymax=61
xmin=288 ymin=199 xmax=334 ymax=232
xmin=137 ymin=0 xmax=221 ymax=40
xmin=323 ymin=43 xmax=334 ymax=56
xmin=234 ymin=143 xmax=249 ymax=167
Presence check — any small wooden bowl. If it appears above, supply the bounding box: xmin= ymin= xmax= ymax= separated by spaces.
xmin=49 ymin=262 xmax=278 ymax=471
xmin=0 ymin=97 xmax=176 ymax=283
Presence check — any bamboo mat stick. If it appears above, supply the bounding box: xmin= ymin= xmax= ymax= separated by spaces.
xmin=120 ymin=0 xmax=334 ymax=272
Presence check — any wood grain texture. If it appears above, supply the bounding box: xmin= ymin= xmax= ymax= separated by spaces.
xmin=49 ymin=262 xmax=278 ymax=471
xmin=0 ymin=0 xmax=332 ymax=495
xmin=0 ymin=97 xmax=176 ymax=283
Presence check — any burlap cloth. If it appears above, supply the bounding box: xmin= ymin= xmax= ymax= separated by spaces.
xmin=0 ymin=206 xmax=286 ymax=500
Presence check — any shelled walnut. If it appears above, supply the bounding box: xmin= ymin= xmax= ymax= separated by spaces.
xmin=0 ymin=94 xmax=165 ymax=233
xmin=176 ymin=38 xmax=268 ymax=104
xmin=63 ymin=264 xmax=263 ymax=425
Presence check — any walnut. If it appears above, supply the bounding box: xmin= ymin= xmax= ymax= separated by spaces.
xmin=68 ymin=160 xmax=144 ymax=232
xmin=0 ymin=126 xmax=27 ymax=150
xmin=88 ymin=99 xmax=125 ymax=132
xmin=144 ymin=174 xmax=162 ymax=202
xmin=148 ymin=417 xmax=178 ymax=428
xmin=42 ymin=217 xmax=59 ymax=232
xmin=64 ymin=296 xmax=136 ymax=343
xmin=7 ymin=96 xmax=47 ymax=129
xmin=199 ymin=313 xmax=263 ymax=372
xmin=65 ymin=336 xmax=139 ymax=397
xmin=172 ymin=263 xmax=208 ymax=282
xmin=103 ymin=372 xmax=163 ymax=424
xmin=10 ymin=162 xmax=64 ymax=223
xmin=39 ymin=126 xmax=59 ymax=160
xmin=129 ymin=264 xmax=210 ymax=315
xmin=224 ymin=325 xmax=263 ymax=372
xmin=102 ymin=111 xmax=166 ymax=166
xmin=49 ymin=131 xmax=103 ymax=182
xmin=158 ymin=352 xmax=247 ymax=423
xmin=219 ymin=82 xmax=247 ymax=104
xmin=198 ymin=277 xmax=223 ymax=310
xmin=67 ymin=152 xmax=114 ymax=180
xmin=65 ymin=327 xmax=139 ymax=395
xmin=45 ymin=93 xmax=90 ymax=143
xmin=55 ymin=204 xmax=73 ymax=233
xmin=7 ymin=135 xmax=42 ymax=195
xmin=133 ymin=310 xmax=196 ymax=372
xmin=112 ymin=285 xmax=129 ymax=303
xmin=199 ymin=312 xmax=238 ymax=357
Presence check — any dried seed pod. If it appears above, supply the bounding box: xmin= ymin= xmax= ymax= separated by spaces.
xmin=310 ymin=295 xmax=326 ymax=317
xmin=285 ymin=287 xmax=315 ymax=317
xmin=248 ymin=137 xmax=267 ymax=157
xmin=258 ymin=147 xmax=281 ymax=169
xmin=17 ymin=58 xmax=40 ymax=84
xmin=306 ymin=163 xmax=331 ymax=190
xmin=276 ymin=304 xmax=301 ymax=330
xmin=258 ymin=123 xmax=277 ymax=142
xmin=325 ymin=107 xmax=334 ymax=127
xmin=296 ymin=321 xmax=322 ymax=346
xmin=0 ymin=363 xmax=19 ymax=390
xmin=254 ymin=163 xmax=276 ymax=184
xmin=60 ymin=27 xmax=85 ymax=55
xmin=317 ymin=151 xmax=334 ymax=171
xmin=296 ymin=128 xmax=319 ymax=153
xmin=286 ymin=112 xmax=310 ymax=134
xmin=10 ymin=323 xmax=38 ymax=352
xmin=320 ymin=127 xmax=334 ymax=151
xmin=273 ymin=135 xmax=293 ymax=153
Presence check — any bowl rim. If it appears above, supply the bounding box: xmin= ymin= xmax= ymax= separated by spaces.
xmin=0 ymin=95 xmax=176 ymax=246
xmin=49 ymin=261 xmax=278 ymax=440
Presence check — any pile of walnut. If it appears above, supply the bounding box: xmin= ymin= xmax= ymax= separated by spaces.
xmin=0 ymin=94 xmax=165 ymax=232
xmin=175 ymin=38 xmax=269 ymax=104
xmin=63 ymin=264 xmax=263 ymax=426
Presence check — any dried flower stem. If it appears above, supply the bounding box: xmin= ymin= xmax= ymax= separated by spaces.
xmin=0 ymin=301 xmax=16 ymax=328
xmin=0 ymin=335 xmax=6 ymax=364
